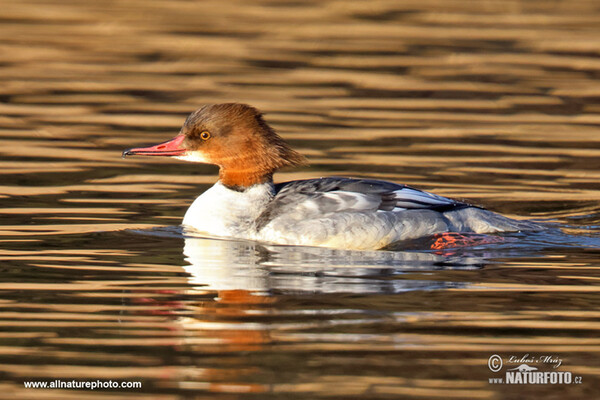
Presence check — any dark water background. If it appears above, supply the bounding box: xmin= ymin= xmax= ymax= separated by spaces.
xmin=1 ymin=0 xmax=599 ymax=398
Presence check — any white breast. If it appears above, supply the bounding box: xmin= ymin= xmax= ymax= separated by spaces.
xmin=182 ymin=182 xmax=274 ymax=238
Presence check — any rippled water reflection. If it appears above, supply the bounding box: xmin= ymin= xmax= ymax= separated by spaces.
xmin=1 ymin=0 xmax=600 ymax=398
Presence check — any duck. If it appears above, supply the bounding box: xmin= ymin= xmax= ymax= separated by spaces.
xmin=123 ymin=103 xmax=540 ymax=250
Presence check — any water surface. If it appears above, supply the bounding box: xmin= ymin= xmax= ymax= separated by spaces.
xmin=1 ymin=0 xmax=599 ymax=398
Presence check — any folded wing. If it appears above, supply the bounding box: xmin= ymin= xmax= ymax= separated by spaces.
xmin=256 ymin=177 xmax=471 ymax=229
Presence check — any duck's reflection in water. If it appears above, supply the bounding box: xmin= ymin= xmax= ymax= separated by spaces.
xmin=135 ymin=233 xmax=490 ymax=395
xmin=181 ymin=235 xmax=483 ymax=295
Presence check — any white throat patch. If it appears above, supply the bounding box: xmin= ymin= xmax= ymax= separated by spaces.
xmin=175 ymin=151 xmax=211 ymax=163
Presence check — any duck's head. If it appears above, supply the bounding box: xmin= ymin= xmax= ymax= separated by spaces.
xmin=123 ymin=103 xmax=306 ymax=188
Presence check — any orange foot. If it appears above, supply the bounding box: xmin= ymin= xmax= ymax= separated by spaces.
xmin=430 ymin=232 xmax=508 ymax=250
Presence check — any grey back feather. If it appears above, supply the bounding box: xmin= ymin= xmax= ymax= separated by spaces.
xmin=255 ymin=177 xmax=472 ymax=230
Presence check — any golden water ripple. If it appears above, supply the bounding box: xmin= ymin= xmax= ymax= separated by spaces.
xmin=0 ymin=0 xmax=599 ymax=398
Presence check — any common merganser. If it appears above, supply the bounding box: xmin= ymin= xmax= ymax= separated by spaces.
xmin=123 ymin=103 xmax=540 ymax=250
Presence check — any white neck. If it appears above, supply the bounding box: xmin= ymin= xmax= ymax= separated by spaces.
xmin=182 ymin=181 xmax=274 ymax=238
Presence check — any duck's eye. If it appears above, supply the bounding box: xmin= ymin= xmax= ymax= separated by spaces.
xmin=200 ymin=131 xmax=211 ymax=140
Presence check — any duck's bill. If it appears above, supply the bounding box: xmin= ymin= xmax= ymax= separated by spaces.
xmin=122 ymin=135 xmax=186 ymax=157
